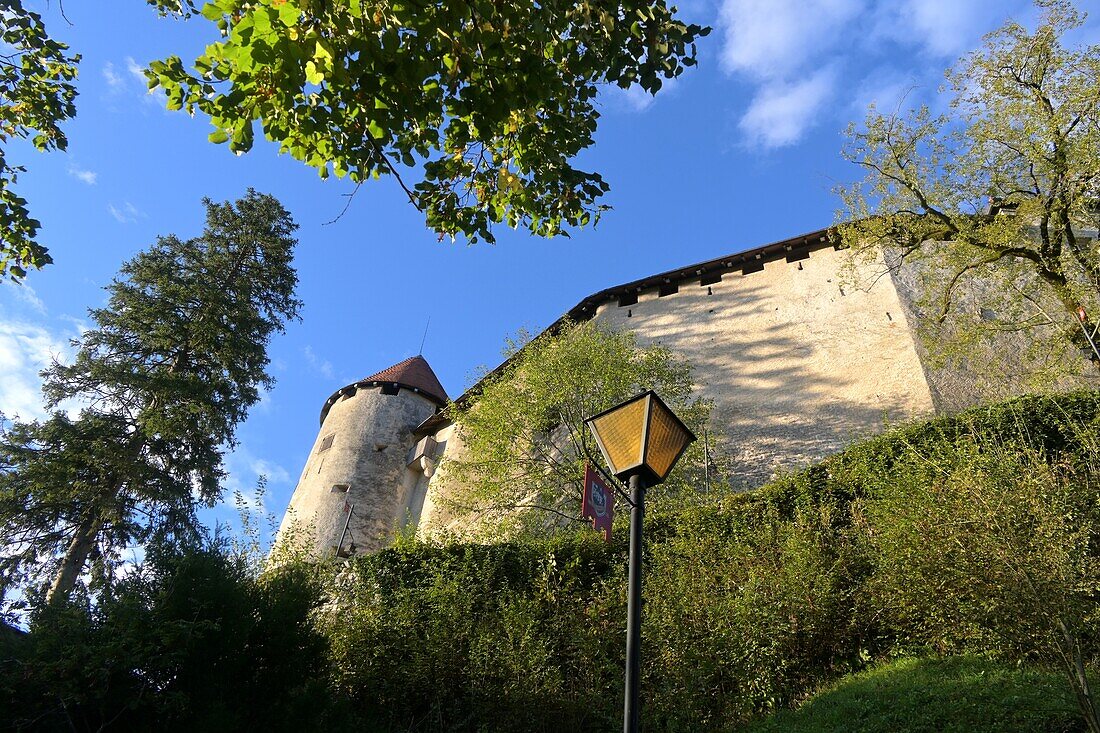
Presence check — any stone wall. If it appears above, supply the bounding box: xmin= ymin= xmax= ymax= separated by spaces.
xmin=275 ymin=385 xmax=439 ymax=557
xmin=591 ymin=245 xmax=936 ymax=487
xmin=885 ymin=247 xmax=1095 ymax=411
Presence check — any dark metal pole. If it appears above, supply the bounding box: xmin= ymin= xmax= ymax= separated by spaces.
xmin=624 ymin=473 xmax=646 ymax=733
xmin=703 ymin=428 xmax=710 ymax=493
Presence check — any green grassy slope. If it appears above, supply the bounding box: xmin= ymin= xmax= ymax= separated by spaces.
xmin=747 ymin=657 xmax=1083 ymax=733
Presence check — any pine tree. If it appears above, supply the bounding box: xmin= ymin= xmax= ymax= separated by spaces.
xmin=0 ymin=190 xmax=301 ymax=609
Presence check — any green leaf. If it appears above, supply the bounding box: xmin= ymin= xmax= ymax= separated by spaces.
xmin=276 ymin=1 xmax=300 ymax=27
xmin=144 ymin=0 xmax=710 ymax=247
xmin=200 ymin=1 xmax=224 ymax=21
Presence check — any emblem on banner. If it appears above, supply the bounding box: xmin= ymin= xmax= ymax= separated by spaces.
xmin=582 ymin=464 xmax=614 ymax=542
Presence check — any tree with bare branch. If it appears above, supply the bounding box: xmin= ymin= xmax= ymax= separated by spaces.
xmin=837 ymin=0 xmax=1100 ymax=376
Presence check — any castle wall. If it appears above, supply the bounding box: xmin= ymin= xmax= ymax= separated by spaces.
xmin=275 ymin=385 xmax=439 ymax=557
xmin=415 ymin=246 xmax=941 ymax=531
xmin=885 ymin=247 xmax=1096 ymax=411
xmin=590 ymin=245 xmax=936 ymax=487
xmin=413 ymin=423 xmax=462 ymax=539
xmin=293 ymin=234 xmax=1099 ymax=552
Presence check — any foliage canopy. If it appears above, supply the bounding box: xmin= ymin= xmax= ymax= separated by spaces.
xmin=0 ymin=0 xmax=706 ymax=280
xmin=838 ymin=0 xmax=1100 ymax=374
xmin=0 ymin=1 xmax=79 ymax=280
xmin=440 ymin=320 xmax=716 ymax=537
xmin=147 ymin=0 xmax=708 ymax=243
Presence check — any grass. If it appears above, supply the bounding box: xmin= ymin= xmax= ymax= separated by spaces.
xmin=745 ymin=657 xmax=1084 ymax=733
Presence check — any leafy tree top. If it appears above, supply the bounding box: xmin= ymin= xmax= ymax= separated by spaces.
xmin=438 ymin=320 xmax=717 ymax=538
xmin=0 ymin=2 xmax=79 ymax=281
xmin=147 ymin=0 xmax=709 ymax=243
xmin=837 ymin=0 xmax=1100 ymax=376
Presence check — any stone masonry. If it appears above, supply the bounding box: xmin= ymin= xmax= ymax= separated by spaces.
xmin=277 ymin=226 xmax=1094 ymax=556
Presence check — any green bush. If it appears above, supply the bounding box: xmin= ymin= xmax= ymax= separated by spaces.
xmin=0 ymin=542 xmax=348 ymax=732
xmin=315 ymin=390 xmax=1100 ymax=731
xmin=318 ymin=536 xmax=623 ymax=732
xmin=6 ymin=390 xmax=1100 ymax=731
xmin=746 ymin=656 xmax=1083 ymax=733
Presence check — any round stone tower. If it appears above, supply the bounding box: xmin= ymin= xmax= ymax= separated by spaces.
xmin=275 ymin=355 xmax=448 ymax=558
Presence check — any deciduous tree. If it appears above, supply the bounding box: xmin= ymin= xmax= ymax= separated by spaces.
xmin=0 ymin=1 xmax=79 ymax=280
xmin=0 ymin=1 xmax=706 ymax=280
xmin=440 ymin=320 xmax=718 ymax=537
xmin=837 ymin=0 xmax=1100 ymax=372
xmin=146 ymin=0 xmax=708 ymax=243
xmin=0 ymin=190 xmax=301 ymax=609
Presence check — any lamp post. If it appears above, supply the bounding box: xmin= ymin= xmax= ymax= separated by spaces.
xmin=585 ymin=391 xmax=695 ymax=733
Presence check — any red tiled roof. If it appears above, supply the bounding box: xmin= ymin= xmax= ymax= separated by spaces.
xmin=319 ymin=355 xmax=449 ymax=426
xmin=363 ymin=355 xmax=449 ymax=405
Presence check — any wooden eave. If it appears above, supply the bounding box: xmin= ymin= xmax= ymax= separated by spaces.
xmin=412 ymin=226 xmax=838 ymax=437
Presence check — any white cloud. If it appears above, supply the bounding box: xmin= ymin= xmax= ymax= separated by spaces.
xmin=126 ymin=57 xmax=170 ymax=109
xmin=249 ymin=458 xmax=290 ymax=485
xmin=218 ymin=448 xmax=294 ymax=521
xmin=67 ymin=163 xmax=97 ymax=185
xmin=103 ymin=62 xmax=123 ymax=89
xmin=102 ymin=57 xmax=168 ymax=110
xmin=618 ymin=85 xmax=658 ymax=112
xmin=713 ymin=0 xmax=1040 ymax=149
xmin=125 ymin=57 xmax=147 ymax=85
xmin=58 ymin=314 xmax=90 ymax=334
xmin=719 ymin=0 xmax=863 ymax=78
xmin=303 ymin=345 xmax=336 ymax=380
xmin=876 ymin=0 xmax=1024 ymax=58
xmin=849 ymin=70 xmax=923 ymax=116
xmin=254 ymin=387 xmax=274 ymax=414
xmin=0 ymin=320 xmax=73 ymax=421
xmin=108 ymin=201 xmax=144 ymax=224
xmin=738 ymin=67 xmax=838 ymax=148
xmin=2 ymin=281 xmax=45 ymax=314
xmin=608 ymin=76 xmax=680 ymax=113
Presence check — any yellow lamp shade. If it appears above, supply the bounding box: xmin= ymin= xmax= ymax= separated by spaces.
xmin=585 ymin=391 xmax=696 ymax=484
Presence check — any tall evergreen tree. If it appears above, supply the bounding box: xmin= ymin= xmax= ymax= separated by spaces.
xmin=0 ymin=190 xmax=301 ymax=609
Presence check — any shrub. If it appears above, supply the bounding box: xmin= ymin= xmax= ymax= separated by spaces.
xmin=6 ymin=390 xmax=1100 ymax=731
xmin=0 ymin=542 xmax=345 ymax=732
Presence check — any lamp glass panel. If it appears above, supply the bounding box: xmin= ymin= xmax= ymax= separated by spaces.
xmin=645 ymin=400 xmax=692 ymax=480
xmin=590 ymin=396 xmax=647 ymax=475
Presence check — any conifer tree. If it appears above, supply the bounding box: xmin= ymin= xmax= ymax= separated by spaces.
xmin=0 ymin=190 xmax=301 ymax=609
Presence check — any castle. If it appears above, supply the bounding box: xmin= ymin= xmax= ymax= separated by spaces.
xmin=275 ymin=225 xmax=1089 ymax=558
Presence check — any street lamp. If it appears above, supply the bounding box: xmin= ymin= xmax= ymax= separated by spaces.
xmin=585 ymin=390 xmax=695 ymax=733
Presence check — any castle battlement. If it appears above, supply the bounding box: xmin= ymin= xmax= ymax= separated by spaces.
xmin=277 ymin=226 xmax=1091 ymax=557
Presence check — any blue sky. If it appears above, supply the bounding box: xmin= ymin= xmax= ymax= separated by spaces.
xmin=2 ymin=0 xmax=1098 ymax=539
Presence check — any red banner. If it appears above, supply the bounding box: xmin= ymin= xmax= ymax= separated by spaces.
xmin=582 ymin=464 xmax=614 ymax=542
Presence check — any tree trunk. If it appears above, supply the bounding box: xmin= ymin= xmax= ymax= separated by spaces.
xmin=1059 ymin=618 xmax=1100 ymax=733
xmin=45 ymin=510 xmax=104 ymax=607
